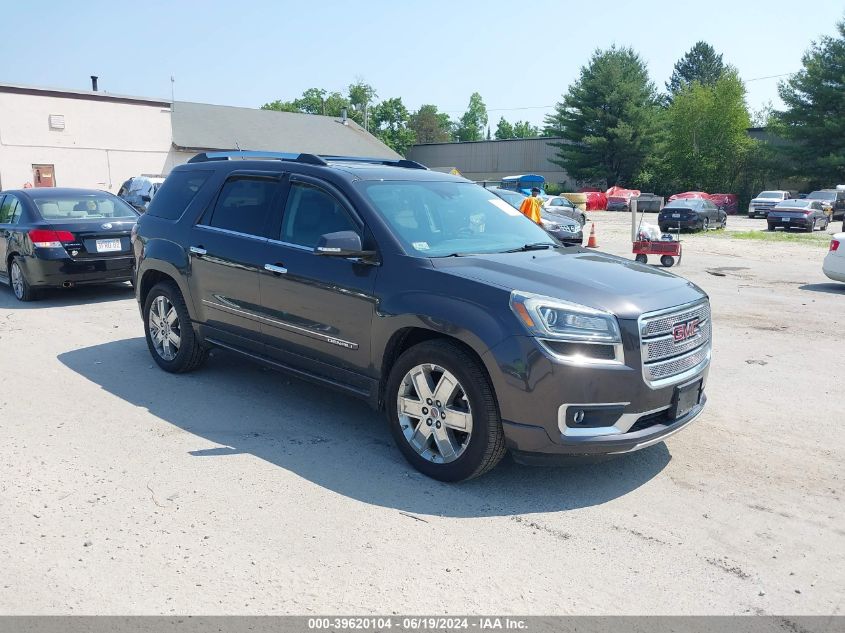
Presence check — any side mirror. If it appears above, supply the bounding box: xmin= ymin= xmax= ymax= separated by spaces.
xmin=314 ymin=231 xmax=377 ymax=261
xmin=141 ymin=195 xmax=152 ymax=203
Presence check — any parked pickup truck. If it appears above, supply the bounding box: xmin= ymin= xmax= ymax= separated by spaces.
xmin=133 ymin=152 xmax=712 ymax=481
xmin=748 ymin=190 xmax=791 ymax=218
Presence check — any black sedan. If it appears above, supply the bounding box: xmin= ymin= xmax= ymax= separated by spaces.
xmin=767 ymin=199 xmax=830 ymax=232
xmin=0 ymin=188 xmax=139 ymax=301
xmin=658 ymin=198 xmax=726 ymax=232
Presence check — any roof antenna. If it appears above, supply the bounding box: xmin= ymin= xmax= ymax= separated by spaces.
xmin=235 ymin=141 xmax=245 ymax=160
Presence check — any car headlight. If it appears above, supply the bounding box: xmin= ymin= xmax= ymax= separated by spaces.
xmin=509 ymin=291 xmax=621 ymax=343
xmin=540 ymin=218 xmax=560 ymax=231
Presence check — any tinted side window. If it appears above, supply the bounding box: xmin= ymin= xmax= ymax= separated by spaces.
xmin=146 ymin=170 xmax=212 ymax=220
xmin=206 ymin=177 xmax=279 ymax=237
xmin=0 ymin=196 xmax=8 ymax=223
xmin=280 ymin=182 xmax=357 ymax=248
xmin=7 ymin=196 xmax=22 ymax=224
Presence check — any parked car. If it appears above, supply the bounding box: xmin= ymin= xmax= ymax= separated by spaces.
xmin=539 ymin=210 xmax=584 ymax=246
xmin=488 ymin=188 xmax=584 ymax=240
xmin=134 ymin=152 xmax=711 ymax=482
xmin=748 ymin=190 xmax=791 ymax=218
xmin=806 ymin=189 xmax=845 ymax=220
xmin=543 ymin=195 xmax=587 ymax=225
xmin=822 ymin=232 xmax=845 ymax=283
xmin=0 ymin=188 xmax=139 ymax=301
xmin=658 ymin=198 xmax=726 ymax=232
xmin=766 ymin=199 xmax=830 ymax=232
xmin=117 ymin=176 xmax=166 ymax=213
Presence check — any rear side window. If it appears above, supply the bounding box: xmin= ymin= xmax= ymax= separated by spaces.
xmin=146 ymin=170 xmax=211 ymax=220
xmin=206 ymin=176 xmax=280 ymax=237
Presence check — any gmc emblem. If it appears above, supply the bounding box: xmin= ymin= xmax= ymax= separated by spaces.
xmin=672 ymin=318 xmax=700 ymax=342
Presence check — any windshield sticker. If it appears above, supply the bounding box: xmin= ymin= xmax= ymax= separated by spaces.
xmin=412 ymin=241 xmax=430 ymax=251
xmin=489 ymin=198 xmax=521 ymax=216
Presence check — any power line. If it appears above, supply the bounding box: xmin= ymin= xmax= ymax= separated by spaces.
xmin=745 ymin=72 xmax=794 ymax=82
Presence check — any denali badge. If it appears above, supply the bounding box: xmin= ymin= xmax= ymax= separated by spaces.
xmin=672 ymin=318 xmax=700 ymax=342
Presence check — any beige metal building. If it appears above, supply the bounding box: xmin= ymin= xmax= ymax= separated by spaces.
xmin=0 ymin=83 xmax=397 ymax=192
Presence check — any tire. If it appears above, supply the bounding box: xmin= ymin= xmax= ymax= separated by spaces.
xmin=702 ymin=218 xmax=710 ymax=232
xmin=385 ymin=339 xmax=506 ymax=482
xmin=807 ymin=219 xmax=816 ymax=233
xmin=9 ymin=257 xmax=37 ymax=302
xmin=635 ymin=254 xmax=648 ymax=264
xmin=660 ymin=255 xmax=675 ymax=267
xmin=767 ymin=224 xmax=775 ymax=232
xmin=143 ymin=281 xmax=207 ymax=373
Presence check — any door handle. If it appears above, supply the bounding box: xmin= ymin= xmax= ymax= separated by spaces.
xmin=264 ymin=263 xmax=287 ymax=275
xmin=189 ymin=246 xmax=207 ymax=256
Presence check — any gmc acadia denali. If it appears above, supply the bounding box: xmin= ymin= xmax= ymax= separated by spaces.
xmin=132 ymin=152 xmax=711 ymax=481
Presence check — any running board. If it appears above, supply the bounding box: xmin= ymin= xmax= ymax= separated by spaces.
xmin=204 ymin=337 xmax=374 ymax=402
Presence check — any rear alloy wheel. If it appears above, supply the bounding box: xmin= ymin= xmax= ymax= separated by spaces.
xmin=143 ymin=281 xmax=207 ymax=373
xmin=808 ymin=219 xmax=816 ymax=233
xmin=10 ymin=258 xmax=36 ymax=302
xmin=702 ymin=218 xmax=710 ymax=231
xmin=386 ymin=340 xmax=505 ymax=482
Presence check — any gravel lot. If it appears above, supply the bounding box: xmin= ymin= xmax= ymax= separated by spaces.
xmin=0 ymin=212 xmax=842 ymax=615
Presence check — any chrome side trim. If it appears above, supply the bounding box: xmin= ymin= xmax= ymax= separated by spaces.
xmin=194 ymin=224 xmax=270 ymax=242
xmin=200 ymin=299 xmax=358 ymax=350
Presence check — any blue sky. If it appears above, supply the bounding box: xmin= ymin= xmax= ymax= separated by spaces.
xmin=1 ymin=0 xmax=841 ymax=127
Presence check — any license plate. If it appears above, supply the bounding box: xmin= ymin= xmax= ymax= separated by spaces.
xmin=672 ymin=213 xmax=681 ymax=218
xmin=672 ymin=380 xmax=702 ymax=420
xmin=96 ymin=238 xmax=122 ymax=253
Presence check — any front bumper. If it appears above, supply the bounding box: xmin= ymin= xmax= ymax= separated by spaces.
xmin=548 ymin=228 xmax=583 ymax=245
xmin=482 ymin=327 xmax=709 ymax=460
xmin=20 ymin=252 xmax=134 ymax=287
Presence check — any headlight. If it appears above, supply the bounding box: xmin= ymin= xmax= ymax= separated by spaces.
xmin=509 ymin=291 xmax=621 ymax=343
xmin=540 ymin=218 xmax=560 ymax=231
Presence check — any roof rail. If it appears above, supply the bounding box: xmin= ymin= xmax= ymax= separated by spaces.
xmin=187 ymin=151 xmax=427 ymax=170
xmin=187 ymin=151 xmax=328 ymax=165
xmin=319 ymin=155 xmax=429 ymax=170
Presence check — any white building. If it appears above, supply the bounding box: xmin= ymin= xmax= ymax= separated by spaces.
xmin=0 ymin=82 xmax=397 ymax=192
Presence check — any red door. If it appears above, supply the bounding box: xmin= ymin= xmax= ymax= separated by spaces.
xmin=32 ymin=164 xmax=55 ymax=187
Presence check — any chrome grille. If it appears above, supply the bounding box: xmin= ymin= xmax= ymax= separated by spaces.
xmin=639 ymin=301 xmax=711 ymax=387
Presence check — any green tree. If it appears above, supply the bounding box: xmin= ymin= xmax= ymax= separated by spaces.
xmin=348 ymin=80 xmax=378 ymax=130
xmin=454 ymin=92 xmax=488 ymax=141
xmin=777 ymin=20 xmax=845 ymax=183
xmin=409 ymin=104 xmax=452 ymax=143
xmin=495 ymin=117 xmax=515 ymax=139
xmin=370 ymin=97 xmax=417 ymax=155
xmin=666 ymin=41 xmax=726 ymax=97
xmin=662 ymin=71 xmax=754 ymax=192
xmin=513 ymin=121 xmax=539 ymax=138
xmin=261 ymin=88 xmax=349 ymax=117
xmin=544 ymin=46 xmax=660 ymax=187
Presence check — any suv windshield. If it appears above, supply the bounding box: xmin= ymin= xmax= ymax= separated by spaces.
xmin=359 ymin=181 xmax=554 ymax=257
xmin=758 ymin=191 xmax=784 ymax=199
xmin=34 ymin=194 xmax=139 ymax=220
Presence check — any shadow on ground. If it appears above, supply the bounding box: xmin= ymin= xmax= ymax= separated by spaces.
xmin=58 ymin=337 xmax=671 ymax=517
xmin=799 ymin=282 xmax=845 ymax=295
xmin=0 ymin=282 xmax=133 ymax=309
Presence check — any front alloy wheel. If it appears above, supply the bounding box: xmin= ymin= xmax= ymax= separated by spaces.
xmin=143 ymin=281 xmax=208 ymax=373
xmin=397 ymin=364 xmax=473 ymax=464
xmin=386 ymin=340 xmax=506 ymax=481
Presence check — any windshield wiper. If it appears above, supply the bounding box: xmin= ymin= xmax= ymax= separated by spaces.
xmin=501 ymin=242 xmax=556 ymax=253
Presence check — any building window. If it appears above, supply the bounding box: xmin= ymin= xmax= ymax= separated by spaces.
xmin=32 ymin=164 xmax=56 ymax=188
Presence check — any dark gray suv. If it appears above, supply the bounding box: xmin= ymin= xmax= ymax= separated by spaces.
xmin=133 ymin=152 xmax=711 ymax=481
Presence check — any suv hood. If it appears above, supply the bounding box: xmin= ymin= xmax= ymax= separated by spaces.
xmin=432 ymin=248 xmax=706 ymax=319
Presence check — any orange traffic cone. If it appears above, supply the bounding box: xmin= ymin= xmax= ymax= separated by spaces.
xmin=586 ymin=222 xmax=598 ymax=248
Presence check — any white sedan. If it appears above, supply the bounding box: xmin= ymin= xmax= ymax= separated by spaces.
xmin=823 ymin=232 xmax=845 ymax=282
